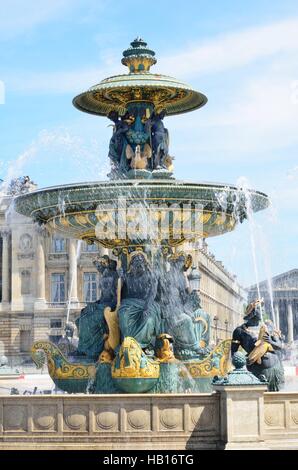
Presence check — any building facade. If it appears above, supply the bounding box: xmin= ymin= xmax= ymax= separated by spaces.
xmin=192 ymin=240 xmax=247 ymax=343
xmin=0 ymin=193 xmax=246 ymax=360
xmin=248 ymin=270 xmax=298 ymax=344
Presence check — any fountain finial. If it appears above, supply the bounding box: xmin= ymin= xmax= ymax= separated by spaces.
xmin=122 ymin=37 xmax=156 ymax=73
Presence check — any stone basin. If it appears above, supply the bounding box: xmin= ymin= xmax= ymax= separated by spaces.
xmin=14 ymin=179 xmax=269 ymax=248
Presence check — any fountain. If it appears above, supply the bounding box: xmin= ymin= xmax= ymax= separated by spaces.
xmin=14 ymin=38 xmax=269 ymax=395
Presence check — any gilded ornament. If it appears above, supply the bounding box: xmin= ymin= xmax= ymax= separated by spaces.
xmin=112 ymin=337 xmax=160 ymax=379
xmin=31 ymin=341 xmax=96 ymax=380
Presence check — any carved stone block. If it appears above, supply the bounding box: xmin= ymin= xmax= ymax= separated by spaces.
xmin=32 ymin=405 xmax=57 ymax=431
xmin=159 ymin=406 xmax=183 ymax=431
xmin=126 ymin=407 xmax=151 ymax=432
xmin=94 ymin=407 xmax=120 ymax=432
xmin=63 ymin=405 xmax=89 ymax=432
xmin=190 ymin=404 xmax=217 ymax=432
xmin=290 ymin=402 xmax=298 ymax=427
xmin=264 ymin=402 xmax=285 ymax=429
xmin=3 ymin=405 xmax=27 ymax=432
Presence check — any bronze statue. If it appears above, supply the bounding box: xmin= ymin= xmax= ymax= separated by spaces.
xmin=57 ymin=322 xmax=79 ymax=357
xmin=231 ymin=299 xmax=285 ymax=391
xmin=75 ymin=255 xmax=118 ymax=361
xmin=160 ymin=253 xmax=205 ymax=358
xmin=107 ymin=111 xmax=130 ymax=173
xmin=146 ymin=110 xmax=169 ymax=169
xmin=117 ymin=251 xmax=161 ymax=351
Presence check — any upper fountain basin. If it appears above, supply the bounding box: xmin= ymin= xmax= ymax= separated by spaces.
xmin=73 ymin=73 xmax=207 ymax=117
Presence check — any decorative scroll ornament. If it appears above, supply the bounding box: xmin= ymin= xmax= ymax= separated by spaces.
xmin=31 ymin=341 xmax=96 ymax=380
xmin=184 ymin=339 xmax=232 ymax=378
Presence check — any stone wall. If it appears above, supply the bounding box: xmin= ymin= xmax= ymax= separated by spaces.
xmin=1 ymin=390 xmax=298 ymax=449
xmin=264 ymin=392 xmax=298 ymax=448
xmin=0 ymin=393 xmax=221 ymax=450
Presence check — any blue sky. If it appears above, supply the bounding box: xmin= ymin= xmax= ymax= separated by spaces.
xmin=1 ymin=0 xmax=298 ymax=287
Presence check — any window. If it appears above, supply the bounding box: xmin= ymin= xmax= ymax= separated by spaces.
xmin=48 ymin=335 xmax=62 ymax=345
xmin=83 ymin=272 xmax=98 ymax=302
xmin=52 ymin=237 xmax=66 ymax=253
xmin=83 ymin=241 xmax=98 ymax=253
xmin=21 ymin=270 xmax=31 ymax=295
xmin=20 ymin=331 xmax=31 ymax=352
xmin=50 ymin=319 xmax=62 ymax=329
xmin=51 ymin=273 xmax=66 ymax=302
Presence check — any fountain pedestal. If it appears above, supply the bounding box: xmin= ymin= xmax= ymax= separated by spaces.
xmin=214 ymin=385 xmax=268 ymax=449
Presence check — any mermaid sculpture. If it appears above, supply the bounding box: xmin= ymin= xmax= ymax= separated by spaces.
xmin=75 ymin=255 xmax=118 ymax=361
xmin=231 ymin=299 xmax=285 ymax=391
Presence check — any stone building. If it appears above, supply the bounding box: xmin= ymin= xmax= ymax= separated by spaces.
xmin=192 ymin=240 xmax=247 ymax=343
xmin=0 ymin=191 xmax=246 ymax=360
xmin=248 ymin=270 xmax=298 ymax=344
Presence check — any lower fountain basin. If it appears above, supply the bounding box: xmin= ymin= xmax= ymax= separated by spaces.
xmin=14 ymin=179 xmax=269 ymax=247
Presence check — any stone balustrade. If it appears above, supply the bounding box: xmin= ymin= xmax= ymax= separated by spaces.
xmin=1 ymin=390 xmax=298 ymax=449
xmin=0 ymin=393 xmax=220 ymax=450
xmin=264 ymin=392 xmax=298 ymax=448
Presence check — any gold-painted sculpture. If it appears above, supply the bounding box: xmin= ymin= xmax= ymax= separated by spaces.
xmin=112 ymin=337 xmax=160 ymax=379
xmin=155 ymin=333 xmax=177 ymax=363
xmin=184 ymin=339 xmax=232 ymax=378
xmin=247 ymin=324 xmax=274 ymax=365
xmin=98 ymin=258 xmax=122 ymax=363
xmin=31 ymin=341 xmax=96 ymax=380
xmin=126 ymin=143 xmax=152 ymax=169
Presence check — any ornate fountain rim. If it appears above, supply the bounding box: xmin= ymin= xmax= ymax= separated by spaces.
xmin=13 ymin=179 xmax=269 ymax=247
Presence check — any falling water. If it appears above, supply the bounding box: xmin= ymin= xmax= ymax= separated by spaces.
xmin=66 ymin=239 xmax=83 ymax=325
xmin=236 ymin=177 xmax=264 ymax=323
xmin=0 ymin=128 xmax=109 ymax=196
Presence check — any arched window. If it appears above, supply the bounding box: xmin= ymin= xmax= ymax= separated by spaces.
xmin=21 ymin=270 xmax=31 ymax=295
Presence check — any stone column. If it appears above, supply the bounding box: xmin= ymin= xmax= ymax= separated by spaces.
xmin=274 ymin=302 xmax=280 ymax=331
xmin=34 ymin=228 xmax=46 ymax=310
xmin=1 ymin=230 xmax=10 ymax=304
xmin=68 ymin=238 xmax=78 ymax=303
xmin=287 ymin=301 xmax=294 ymax=344
xmin=213 ymin=384 xmax=268 ymax=449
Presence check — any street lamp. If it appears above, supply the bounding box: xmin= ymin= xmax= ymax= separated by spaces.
xmin=188 ymin=266 xmax=201 ymax=292
xmin=213 ymin=315 xmax=219 ymax=344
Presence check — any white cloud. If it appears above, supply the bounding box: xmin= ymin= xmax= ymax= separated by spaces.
xmin=7 ymin=66 xmax=119 ymax=95
xmin=158 ymin=18 xmax=298 ymax=79
xmin=4 ymin=16 xmax=298 ymax=160
xmin=6 ymin=17 xmax=298 ymax=94
xmin=169 ymin=63 xmax=298 ymax=158
xmin=0 ymin=0 xmax=78 ymax=39
xmin=287 ymin=165 xmax=298 ymax=180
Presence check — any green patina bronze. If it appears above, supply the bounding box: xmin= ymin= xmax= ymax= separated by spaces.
xmin=15 ymin=38 xmax=271 ymax=394
xmin=73 ymin=37 xmax=207 ymax=118
xmin=212 ymin=352 xmax=267 ymax=386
